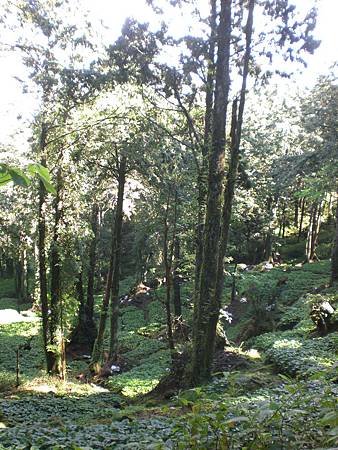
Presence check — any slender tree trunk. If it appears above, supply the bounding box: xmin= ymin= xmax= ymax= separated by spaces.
xmin=49 ymin=167 xmax=64 ymax=377
xmin=282 ymin=205 xmax=286 ymax=239
xmin=38 ymin=124 xmax=52 ymax=372
xmin=264 ymin=197 xmax=275 ymax=262
xmin=15 ymin=254 xmax=25 ymax=304
xmin=294 ymin=199 xmax=299 ymax=227
xmin=327 ymin=193 xmax=333 ymax=221
xmin=163 ymin=190 xmax=175 ymax=354
xmin=306 ymin=201 xmax=322 ymax=262
xmin=24 ymin=248 xmax=30 ymax=301
xmin=70 ymin=205 xmax=99 ymax=351
xmin=298 ymin=198 xmax=305 ymax=242
xmin=109 ymin=156 xmax=127 ymax=360
xmin=205 ymin=0 xmax=255 ymax=377
xmin=87 ymin=204 xmax=99 ymax=319
xmin=230 ymin=267 xmax=237 ymax=304
xmin=194 ymin=0 xmax=217 ymax=297
xmin=173 ymin=236 xmax=182 ymax=317
xmin=191 ymin=0 xmax=232 ymax=385
xmin=74 ymin=271 xmax=85 ymax=340
xmin=90 ymin=213 xmax=116 ymax=372
xmin=330 ymin=194 xmax=338 ymax=285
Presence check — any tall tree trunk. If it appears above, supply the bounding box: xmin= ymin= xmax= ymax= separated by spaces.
xmin=298 ymin=198 xmax=305 ymax=242
xmin=264 ymin=197 xmax=275 ymax=262
xmin=330 ymin=194 xmax=338 ymax=285
xmin=109 ymin=156 xmax=127 ymax=360
xmin=38 ymin=124 xmax=52 ymax=372
xmin=294 ymin=199 xmax=299 ymax=227
xmin=90 ymin=212 xmax=116 ymax=372
xmin=282 ymin=205 xmax=286 ymax=239
xmin=69 ymin=205 xmax=99 ymax=351
xmin=206 ymin=0 xmax=255 ymax=377
xmin=173 ymin=236 xmax=182 ymax=317
xmin=15 ymin=252 xmax=26 ymax=305
xmin=49 ymin=167 xmax=65 ymax=378
xmin=194 ymin=0 xmax=217 ymax=298
xmin=191 ymin=0 xmax=232 ymax=385
xmin=87 ymin=204 xmax=100 ymax=319
xmin=306 ymin=201 xmax=322 ymax=262
xmin=162 ymin=189 xmax=176 ymax=355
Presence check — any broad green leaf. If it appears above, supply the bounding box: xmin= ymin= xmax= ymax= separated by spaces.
xmin=28 ymin=163 xmax=52 ymax=182
xmin=8 ymin=168 xmax=30 ymax=187
xmin=0 ymin=172 xmax=12 ymax=186
xmin=37 ymin=174 xmax=56 ymax=194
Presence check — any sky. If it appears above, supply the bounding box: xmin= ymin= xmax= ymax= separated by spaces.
xmin=0 ymin=0 xmax=337 ymax=153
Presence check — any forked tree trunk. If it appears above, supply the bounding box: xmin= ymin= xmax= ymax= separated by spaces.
xmin=191 ymin=0 xmax=232 ymax=385
xmin=91 ymin=157 xmax=127 ymax=371
xmin=109 ymin=156 xmax=127 ymax=360
xmin=203 ymin=0 xmax=255 ymax=380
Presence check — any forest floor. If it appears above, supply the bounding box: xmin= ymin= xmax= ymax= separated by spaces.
xmin=0 ymin=260 xmax=337 ymax=449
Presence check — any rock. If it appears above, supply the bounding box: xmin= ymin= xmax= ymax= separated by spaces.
xmin=110 ymin=365 xmax=121 ymax=373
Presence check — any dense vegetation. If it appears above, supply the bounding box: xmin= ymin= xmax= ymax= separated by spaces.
xmin=0 ymin=0 xmax=337 ymax=449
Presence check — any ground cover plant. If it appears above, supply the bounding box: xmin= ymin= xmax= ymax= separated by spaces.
xmin=0 ymin=259 xmax=337 ymax=449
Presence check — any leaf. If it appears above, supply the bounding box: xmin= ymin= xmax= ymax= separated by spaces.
xmin=28 ymin=163 xmax=52 ymax=182
xmin=28 ymin=163 xmax=56 ymax=194
xmin=8 ymin=168 xmax=30 ymax=187
xmin=38 ymin=175 xmax=57 ymax=194
xmin=0 ymin=172 xmax=12 ymax=186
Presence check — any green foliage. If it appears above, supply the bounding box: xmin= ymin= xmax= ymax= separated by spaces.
xmin=0 ymin=260 xmax=337 ymax=449
xmin=252 ymin=331 xmax=337 ymax=377
xmin=107 ymin=349 xmax=171 ymax=397
xmin=0 ymin=322 xmax=43 ymax=381
xmin=171 ymin=376 xmax=338 ymax=449
xmin=0 ymin=163 xmax=56 ymax=193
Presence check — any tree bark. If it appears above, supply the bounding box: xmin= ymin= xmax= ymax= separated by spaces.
xmin=90 ymin=204 xmax=119 ymax=372
xmin=163 ymin=189 xmax=175 ymax=354
xmin=69 ymin=204 xmax=99 ymax=351
xmin=294 ymin=199 xmax=299 ymax=227
xmin=298 ymin=198 xmax=305 ymax=242
xmin=264 ymin=197 xmax=275 ymax=262
xmin=330 ymin=194 xmax=338 ymax=285
xmin=38 ymin=124 xmax=52 ymax=372
xmin=306 ymin=201 xmax=322 ymax=262
xmin=173 ymin=236 xmax=182 ymax=317
xmin=87 ymin=204 xmax=100 ymax=319
xmin=49 ymin=167 xmax=65 ymax=378
xmin=206 ymin=0 xmax=255 ymax=379
xmin=191 ymin=0 xmax=232 ymax=385
xmin=109 ymin=156 xmax=127 ymax=360
xmin=194 ymin=0 xmax=217 ymax=299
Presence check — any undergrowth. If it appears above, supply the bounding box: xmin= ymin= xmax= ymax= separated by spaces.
xmin=0 ymin=259 xmax=337 ymax=449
